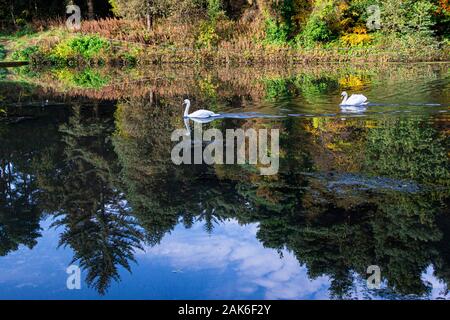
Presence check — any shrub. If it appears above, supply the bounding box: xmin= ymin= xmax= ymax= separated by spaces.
xmin=406 ymin=0 xmax=436 ymax=36
xmin=340 ymin=26 xmax=373 ymax=47
xmin=120 ymin=51 xmax=138 ymax=66
xmin=196 ymin=21 xmax=220 ymax=48
xmin=11 ymin=45 xmax=40 ymax=61
xmin=207 ymin=0 xmax=222 ymax=21
xmin=381 ymin=0 xmax=436 ymax=36
xmin=195 ymin=0 xmax=224 ymax=49
xmin=380 ymin=0 xmax=408 ymax=33
xmin=51 ymin=35 xmax=110 ymax=63
xmin=296 ymin=16 xmax=332 ymax=47
xmin=262 ymin=0 xmax=299 ymax=45
xmin=340 ymin=33 xmax=373 ymax=46
xmin=263 ymin=18 xmax=290 ymax=44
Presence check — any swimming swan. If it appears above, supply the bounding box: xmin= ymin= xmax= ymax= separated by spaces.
xmin=340 ymin=92 xmax=368 ymax=106
xmin=183 ymin=99 xmax=220 ymax=118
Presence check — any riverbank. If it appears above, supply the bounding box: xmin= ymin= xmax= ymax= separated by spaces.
xmin=1 ymin=17 xmax=449 ymax=67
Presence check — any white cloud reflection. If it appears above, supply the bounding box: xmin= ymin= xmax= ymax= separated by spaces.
xmin=138 ymin=219 xmax=331 ymax=299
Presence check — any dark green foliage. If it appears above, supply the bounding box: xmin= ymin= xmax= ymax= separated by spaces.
xmin=263 ymin=0 xmax=298 ymax=44
xmin=50 ymin=35 xmax=110 ymax=65
xmin=72 ymin=69 xmax=110 ymax=89
xmin=296 ymin=16 xmax=332 ymax=47
xmin=11 ymin=45 xmax=39 ymax=61
xmin=365 ymin=118 xmax=450 ymax=185
xmin=264 ymin=18 xmax=291 ymax=45
xmin=0 ymin=44 xmax=6 ymax=60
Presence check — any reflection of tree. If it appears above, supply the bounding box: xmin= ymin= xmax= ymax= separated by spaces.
xmin=0 ymin=169 xmax=41 ymax=256
xmin=113 ymin=96 xmax=252 ymax=242
xmin=263 ymin=74 xmax=338 ymax=105
xmin=40 ymin=105 xmax=144 ymax=295
xmin=252 ymin=185 xmax=447 ymax=298
xmin=365 ymin=118 xmax=450 ymax=185
xmin=0 ymin=116 xmax=60 ymax=255
xmin=434 ymin=212 xmax=450 ymax=295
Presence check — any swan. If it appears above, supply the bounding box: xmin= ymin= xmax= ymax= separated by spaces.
xmin=340 ymin=91 xmax=368 ymax=106
xmin=183 ymin=99 xmax=220 ymax=118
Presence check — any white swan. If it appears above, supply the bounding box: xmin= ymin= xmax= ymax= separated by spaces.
xmin=183 ymin=99 xmax=220 ymax=118
xmin=340 ymin=91 xmax=368 ymax=106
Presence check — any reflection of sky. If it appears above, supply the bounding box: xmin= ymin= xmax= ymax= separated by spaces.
xmin=140 ymin=219 xmax=330 ymax=300
xmin=0 ymin=218 xmax=448 ymax=299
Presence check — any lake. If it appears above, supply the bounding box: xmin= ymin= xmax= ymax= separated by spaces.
xmin=0 ymin=63 xmax=449 ymax=299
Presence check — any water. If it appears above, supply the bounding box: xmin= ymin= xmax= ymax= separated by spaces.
xmin=0 ymin=63 xmax=449 ymax=300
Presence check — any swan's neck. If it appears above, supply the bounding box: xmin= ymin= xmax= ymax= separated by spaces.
xmin=341 ymin=93 xmax=348 ymax=105
xmin=184 ymin=102 xmax=190 ymax=117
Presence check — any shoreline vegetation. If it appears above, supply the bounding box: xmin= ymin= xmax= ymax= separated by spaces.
xmin=0 ymin=1 xmax=449 ymax=67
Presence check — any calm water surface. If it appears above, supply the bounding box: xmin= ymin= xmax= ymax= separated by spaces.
xmin=0 ymin=63 xmax=449 ymax=299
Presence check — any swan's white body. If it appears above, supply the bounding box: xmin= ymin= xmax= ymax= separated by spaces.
xmin=340 ymin=91 xmax=368 ymax=106
xmin=183 ymin=99 xmax=219 ymax=118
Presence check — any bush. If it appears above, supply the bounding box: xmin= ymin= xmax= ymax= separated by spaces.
xmin=196 ymin=21 xmax=220 ymax=49
xmin=195 ymin=0 xmax=224 ymax=49
xmin=50 ymin=35 xmax=110 ymax=63
xmin=11 ymin=45 xmax=40 ymax=61
xmin=406 ymin=0 xmax=436 ymax=36
xmin=381 ymin=0 xmax=437 ymax=36
xmin=0 ymin=68 xmax=7 ymax=80
xmin=340 ymin=33 xmax=373 ymax=47
xmin=120 ymin=51 xmax=138 ymax=66
xmin=264 ymin=18 xmax=290 ymax=45
xmin=340 ymin=27 xmax=373 ymax=47
xmin=296 ymin=16 xmax=332 ymax=47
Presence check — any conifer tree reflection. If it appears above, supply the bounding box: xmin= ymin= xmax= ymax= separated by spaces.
xmin=48 ymin=105 xmax=143 ymax=295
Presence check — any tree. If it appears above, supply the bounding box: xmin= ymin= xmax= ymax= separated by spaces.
xmin=87 ymin=0 xmax=95 ymax=19
xmin=110 ymin=0 xmax=173 ymax=29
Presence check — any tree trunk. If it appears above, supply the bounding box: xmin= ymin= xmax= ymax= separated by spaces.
xmin=146 ymin=14 xmax=153 ymax=31
xmin=10 ymin=0 xmax=16 ymax=26
xmin=87 ymin=0 xmax=94 ymax=20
